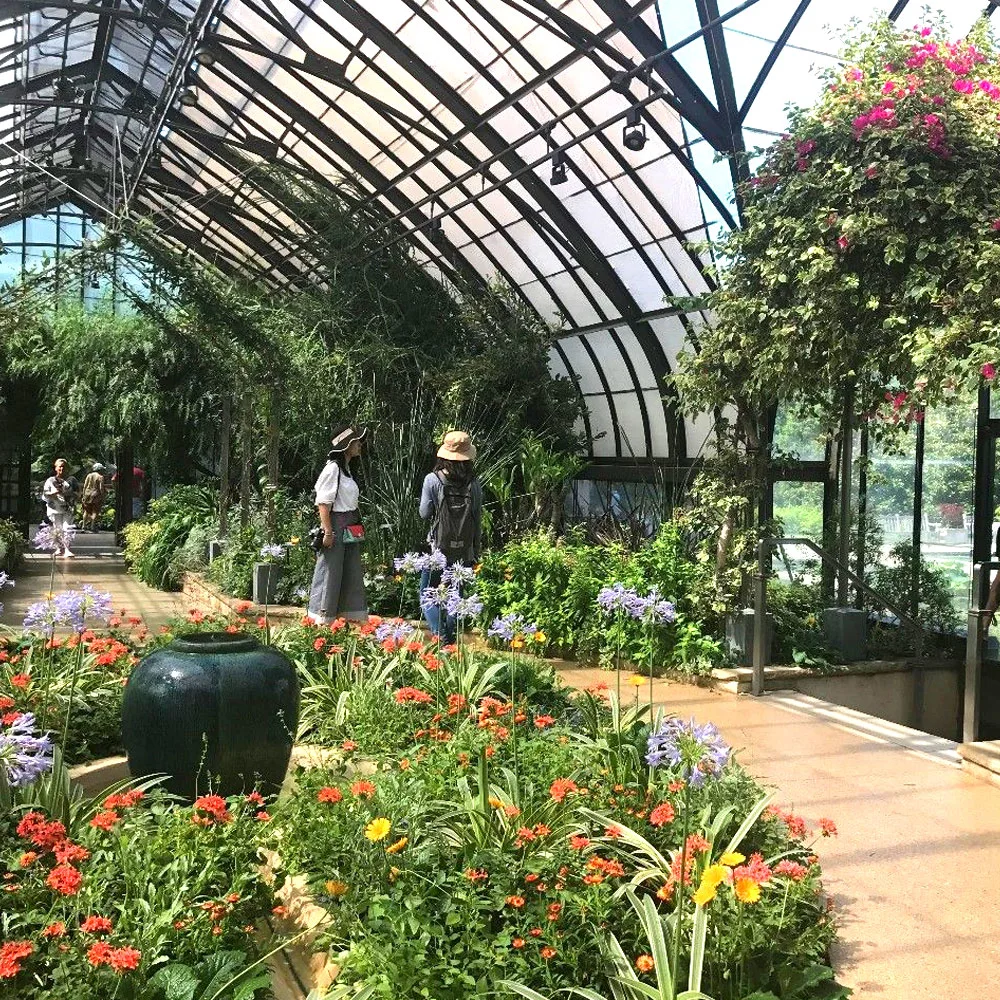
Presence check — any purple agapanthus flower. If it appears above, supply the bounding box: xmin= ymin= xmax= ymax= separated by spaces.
xmin=646 ymin=717 xmax=731 ymax=787
xmin=22 ymin=600 xmax=61 ymax=637
xmin=443 ymin=562 xmax=476 ymax=588
xmin=260 ymin=543 xmax=286 ymax=561
xmin=420 ymin=584 xmax=450 ymax=611
xmin=488 ymin=612 xmax=538 ymax=642
xmin=597 ymin=583 xmax=641 ymax=615
xmin=33 ymin=523 xmax=76 ymax=553
xmin=446 ymin=592 xmax=483 ymax=621
xmin=23 ymin=586 xmax=114 ymax=635
xmin=425 ymin=550 xmax=448 ymax=572
xmin=394 ymin=552 xmax=423 ymax=574
xmin=375 ymin=619 xmax=416 ymax=643
xmin=0 ymin=712 xmax=53 ymax=788
xmin=628 ymin=587 xmax=677 ymax=625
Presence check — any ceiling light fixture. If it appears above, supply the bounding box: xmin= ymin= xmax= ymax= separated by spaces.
xmin=179 ymin=85 xmax=199 ymax=107
xmin=550 ymin=148 xmax=567 ymax=186
xmin=622 ymin=107 xmax=647 ymax=152
xmin=194 ymin=45 xmax=216 ymax=67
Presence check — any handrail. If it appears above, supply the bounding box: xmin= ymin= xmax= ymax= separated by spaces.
xmin=963 ymin=560 xmax=1000 ymax=742
xmin=752 ymin=537 xmax=928 ymax=697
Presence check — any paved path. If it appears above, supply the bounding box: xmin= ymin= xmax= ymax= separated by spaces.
xmin=0 ymin=532 xmax=182 ymax=630
xmin=6 ymin=549 xmax=1000 ymax=998
xmin=557 ymin=667 xmax=1000 ymax=1000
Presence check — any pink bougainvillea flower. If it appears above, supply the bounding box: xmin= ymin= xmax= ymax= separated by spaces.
xmin=982 ymin=362 xmax=997 ymax=381
xmin=836 ymin=236 xmax=850 ymax=251
xmin=953 ymin=79 xmax=975 ymax=94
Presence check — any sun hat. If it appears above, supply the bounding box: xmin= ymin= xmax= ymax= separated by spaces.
xmin=329 ymin=424 xmax=368 ymax=452
xmin=437 ymin=430 xmax=476 ymax=462
xmin=93 ymin=462 xmax=105 ymax=472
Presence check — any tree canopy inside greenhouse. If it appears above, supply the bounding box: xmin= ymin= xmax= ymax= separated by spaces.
xmin=2 ymin=0 xmax=996 ymax=470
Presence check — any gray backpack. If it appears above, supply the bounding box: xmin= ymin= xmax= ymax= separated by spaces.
xmin=433 ymin=472 xmax=476 ymax=564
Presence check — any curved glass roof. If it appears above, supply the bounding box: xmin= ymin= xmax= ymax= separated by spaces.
xmin=0 ymin=0 xmax=996 ymax=465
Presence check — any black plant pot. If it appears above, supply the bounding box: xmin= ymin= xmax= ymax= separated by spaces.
xmin=121 ymin=631 xmax=299 ymax=799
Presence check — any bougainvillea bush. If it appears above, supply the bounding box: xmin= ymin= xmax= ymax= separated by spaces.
xmin=272 ymin=633 xmax=846 ymax=1000
xmin=675 ymin=14 xmax=1000 ymax=445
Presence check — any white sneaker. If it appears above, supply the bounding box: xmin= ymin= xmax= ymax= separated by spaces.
xmin=63 ymin=549 xmax=74 ymax=558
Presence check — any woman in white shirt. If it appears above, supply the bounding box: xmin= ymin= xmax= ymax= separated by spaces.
xmin=307 ymin=424 xmax=368 ymax=623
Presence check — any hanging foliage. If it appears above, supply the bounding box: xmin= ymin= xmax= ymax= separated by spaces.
xmin=674 ymin=15 xmax=1000 ymax=440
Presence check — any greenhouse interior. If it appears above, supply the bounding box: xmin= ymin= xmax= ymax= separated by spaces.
xmin=1 ymin=1 xmax=1000 ymax=998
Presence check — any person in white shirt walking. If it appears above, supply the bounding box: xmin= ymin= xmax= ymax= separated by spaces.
xmin=42 ymin=457 xmax=76 ymax=558
xmin=307 ymin=424 xmax=368 ymax=624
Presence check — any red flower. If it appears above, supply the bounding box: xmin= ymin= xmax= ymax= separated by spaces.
xmin=533 ymin=715 xmax=555 ymax=729
xmin=81 ymin=915 xmax=113 ymax=934
xmin=313 ymin=638 xmax=327 ymax=651
xmin=0 ymin=696 xmax=14 ymax=710
xmin=649 ymin=802 xmax=676 ymax=827
xmin=86 ymin=941 xmax=113 ymax=967
xmin=9 ymin=673 xmax=29 ymax=689
xmin=774 ymin=859 xmax=808 ymax=880
xmin=16 ymin=812 xmax=66 ymax=849
xmin=549 ymin=777 xmax=578 ymax=803
xmin=350 ymin=780 xmax=375 ymax=799
xmin=818 ymin=817 xmax=838 ymax=837
xmin=108 ymin=946 xmax=141 ymax=973
xmin=255 ymin=811 xmax=271 ymax=822
xmin=733 ymin=852 xmax=772 ymax=885
xmin=395 ymin=686 xmax=433 ymax=704
xmin=506 ymin=895 xmax=525 ymax=908
xmin=540 ymin=946 xmax=557 ymax=960
xmin=568 ymin=835 xmax=590 ymax=850
xmin=245 ymin=791 xmax=265 ymax=806
xmin=54 ymin=842 xmax=90 ymax=864
xmin=47 ymin=864 xmax=83 ymax=896
xmin=529 ymin=927 xmax=543 ymax=937
xmin=341 ymin=739 xmax=357 ymax=751
xmin=512 ymin=937 xmax=525 ymax=949
xmin=685 ymin=834 xmax=711 ymax=854
xmin=17 ymin=852 xmax=37 ymax=868
xmin=192 ymin=795 xmax=232 ymax=825
xmin=317 ymin=786 xmax=343 ymax=804
xmin=0 ymin=941 xmax=33 ymax=979
xmin=1 ymin=711 xmax=21 ymax=725
xmin=41 ymin=922 xmax=66 ymax=939
xmin=90 ymin=811 xmax=120 ymax=831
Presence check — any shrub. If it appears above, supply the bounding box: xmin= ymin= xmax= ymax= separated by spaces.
xmin=0 ymin=518 xmax=25 ymax=574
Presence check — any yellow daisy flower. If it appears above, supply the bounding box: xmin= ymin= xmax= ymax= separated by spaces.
xmin=364 ymin=817 xmax=392 ymax=842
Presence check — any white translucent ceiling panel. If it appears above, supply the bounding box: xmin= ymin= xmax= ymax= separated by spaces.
xmin=518 ymin=277 xmax=562 ymax=326
xmin=614 ymin=399 xmax=648 ymax=460
xmin=614 ymin=328 xmax=658 ymax=389
xmin=570 ymin=267 xmax=619 ymax=319
xmin=685 ymin=408 xmax=719 ymax=460
xmin=578 ymin=330 xmax=632 ymax=392
xmin=548 ymin=346 xmax=572 ymax=381
xmin=649 ymin=315 xmax=691 ymax=373
xmin=643 ymin=390 xmax=671 ymax=458
xmin=558 ymin=336 xmax=605 ymax=395
xmin=564 ymin=187 xmax=633 ymax=256
xmin=585 ymin=394 xmax=617 ymax=458
xmin=482 ymin=218 xmax=564 ymax=276
xmin=611 ymin=247 xmax=670 ymax=312
xmin=545 ymin=270 xmax=604 ymax=326
xmin=472 ymin=231 xmax=539 ymax=286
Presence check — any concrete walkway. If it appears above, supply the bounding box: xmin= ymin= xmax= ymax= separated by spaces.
xmin=558 ymin=667 xmax=1000 ymax=1000
xmin=5 ymin=548 xmax=1000 ymax=999
xmin=0 ymin=532 xmax=182 ymax=630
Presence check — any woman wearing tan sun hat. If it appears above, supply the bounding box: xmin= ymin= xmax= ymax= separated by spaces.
xmin=418 ymin=430 xmax=483 ymax=642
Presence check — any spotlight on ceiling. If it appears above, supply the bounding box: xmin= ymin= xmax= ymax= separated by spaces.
xmin=195 ymin=46 xmax=216 ymax=67
xmin=90 ymin=273 xmax=101 ymax=289
xmin=179 ymin=85 xmax=199 ymax=107
xmin=54 ymin=77 xmax=78 ymax=101
xmin=622 ymin=107 xmax=647 ymax=152
xmin=550 ymin=148 xmax=567 ymax=186
xmin=148 ymin=153 xmax=162 ymax=170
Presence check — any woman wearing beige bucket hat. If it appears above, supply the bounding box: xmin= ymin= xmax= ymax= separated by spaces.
xmin=418 ymin=430 xmax=483 ymax=643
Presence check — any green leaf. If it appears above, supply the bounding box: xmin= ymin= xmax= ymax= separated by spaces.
xmin=147 ymin=964 xmax=200 ymax=1000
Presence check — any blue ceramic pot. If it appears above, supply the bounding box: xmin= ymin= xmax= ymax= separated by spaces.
xmin=121 ymin=631 xmax=299 ymax=799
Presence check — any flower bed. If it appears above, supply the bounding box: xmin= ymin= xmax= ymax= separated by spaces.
xmin=3 ymin=561 xmax=848 ymax=999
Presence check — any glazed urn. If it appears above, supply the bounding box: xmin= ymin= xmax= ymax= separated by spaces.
xmin=121 ymin=631 xmax=299 ymax=799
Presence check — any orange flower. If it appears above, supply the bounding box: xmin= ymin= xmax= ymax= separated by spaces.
xmin=511 ymin=937 xmax=525 ymax=949
xmin=635 ymin=954 xmax=655 ymax=973
xmin=41 ymin=922 xmax=66 ymax=939
xmin=46 ymin=864 xmax=82 ymax=896
xmin=540 ymin=946 xmax=556 ymax=960
xmin=317 ymin=786 xmax=343 ymax=804
xmin=90 ymin=810 xmax=119 ymax=831
xmin=818 ymin=817 xmax=838 ymax=837
xmin=81 ymin=916 xmax=113 ymax=934
xmin=506 ymin=895 xmax=526 ymax=908
xmin=350 ymin=780 xmax=376 ymax=799
xmin=533 ymin=715 xmax=555 ymax=729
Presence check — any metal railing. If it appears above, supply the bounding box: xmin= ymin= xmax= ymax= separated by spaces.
xmin=964 ymin=561 xmax=1000 ymax=743
xmin=752 ymin=537 xmax=928 ymax=697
